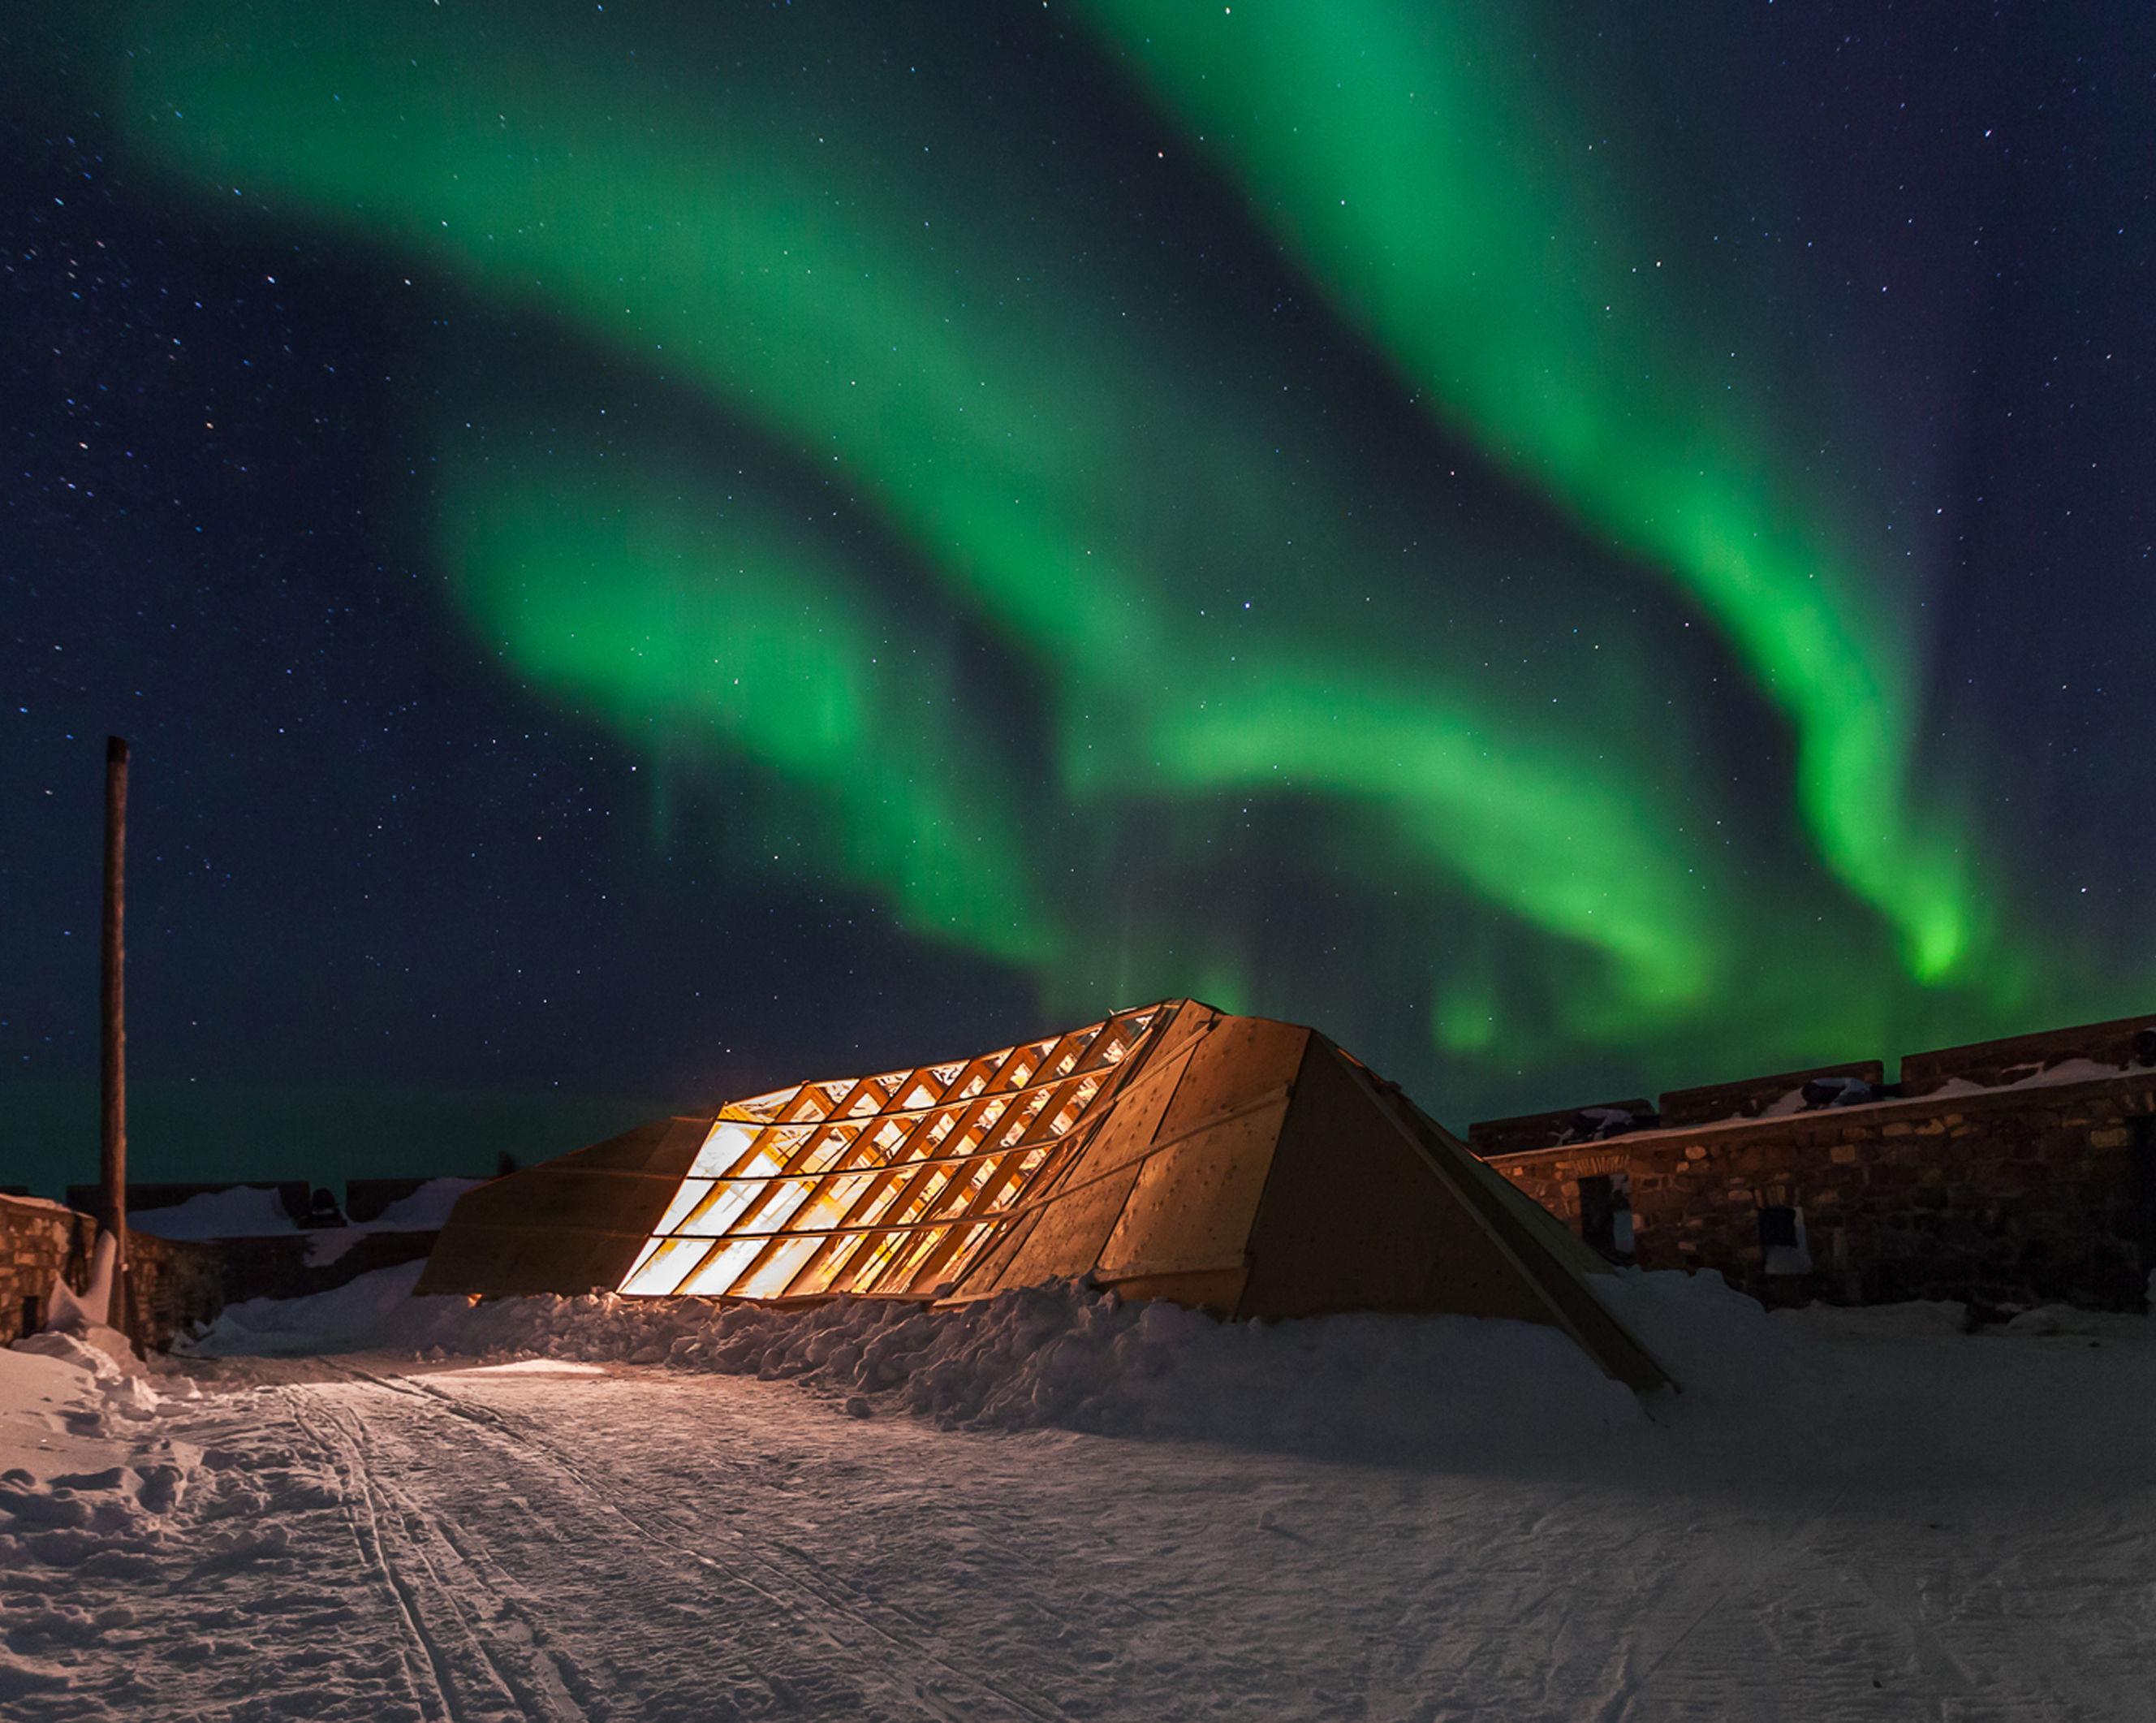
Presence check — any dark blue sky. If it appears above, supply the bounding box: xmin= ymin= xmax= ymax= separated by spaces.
xmin=4 ymin=2 xmax=2151 ymax=1196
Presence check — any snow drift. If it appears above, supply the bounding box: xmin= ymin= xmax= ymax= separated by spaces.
xmin=175 ymin=1263 xmax=1825 ymax=1455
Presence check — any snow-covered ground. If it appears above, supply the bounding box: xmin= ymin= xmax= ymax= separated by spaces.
xmin=5 ymin=1269 xmax=2154 ymax=1720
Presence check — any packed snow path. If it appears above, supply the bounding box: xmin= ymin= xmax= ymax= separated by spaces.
xmin=6 ymin=1301 xmax=2155 ymax=1721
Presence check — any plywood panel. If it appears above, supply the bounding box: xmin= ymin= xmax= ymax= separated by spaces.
xmin=945 ymin=1207 xmax=1042 ymax=1297
xmin=416 ymin=1223 xmax=655 ymax=1298
xmin=971 ymin=1032 xmax=1201 ymax=1290
xmin=411 ymin=1004 xmax=1662 ymax=1395
xmin=1156 ymin=1017 xmax=1309 ymax=1141
xmin=1093 ymin=1035 xmax=1198 ymax=1148
xmin=1389 ymin=1089 xmax=1623 ymax=1284
xmin=1100 ymin=1266 xmax=1248 ymax=1313
xmin=1325 ymin=1044 xmax=1671 ymax=1391
xmin=614 ymin=1005 xmax=1189 ymax=1306
xmin=991 ymin=1164 xmax=1145 ymax=1289
xmin=1142 ymin=1000 xmax=1219 ymax=1068
xmin=1097 ymin=1102 xmax=1286 ymax=1282
xmin=1024 ymin=1036 xmax=1193 ymax=1197
xmin=555 ymin=1116 xmax=714 ymax=1177
xmin=416 ymin=1116 xmax=712 ymax=1296
xmin=1243 ymin=1042 xmax=1550 ymax=1324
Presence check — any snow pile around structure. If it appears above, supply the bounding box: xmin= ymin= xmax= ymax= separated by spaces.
xmin=1589 ymin=1265 xmax=1803 ymax=1403
xmin=585 ymin=1285 xmax=1653 ymax=1452
xmin=181 ymin=1266 xmax=425 ymax=1357
xmin=6 ymin=1326 xmax=200 ymax=1434
xmin=178 ymin=1262 xmax=1826 ymax=1453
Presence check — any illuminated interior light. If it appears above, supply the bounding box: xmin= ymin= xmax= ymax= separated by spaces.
xmin=735 ymin=1235 xmax=826 ymax=1300
xmin=680 ymin=1237 xmax=768 ymax=1297
xmin=649 ymin=1177 xmax=714 ymax=1236
xmin=622 ymin=1235 xmax=713 ymax=1297
xmin=616 ymin=1004 xmax=1166 ymax=1302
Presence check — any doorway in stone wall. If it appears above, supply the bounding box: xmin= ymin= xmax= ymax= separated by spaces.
xmin=1757 ymin=1182 xmax=1812 ymax=1278
xmin=1576 ymin=1172 xmax=1634 ymax=1265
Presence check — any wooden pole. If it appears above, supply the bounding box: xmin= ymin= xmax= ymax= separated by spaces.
xmin=100 ymin=736 xmax=128 ymax=1327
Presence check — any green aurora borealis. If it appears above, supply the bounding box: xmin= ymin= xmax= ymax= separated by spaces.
xmin=37 ymin=0 xmax=2149 ymax=1123
xmin=1072 ymin=0 xmax=1974 ymax=982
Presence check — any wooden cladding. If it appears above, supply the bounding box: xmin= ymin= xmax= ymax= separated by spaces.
xmin=616 ymin=1004 xmax=1173 ymax=1302
xmin=416 ymin=999 xmax=1674 ymax=1391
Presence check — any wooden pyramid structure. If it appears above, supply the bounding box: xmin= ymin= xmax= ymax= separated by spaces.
xmin=417 ymin=1000 xmax=1671 ymax=1391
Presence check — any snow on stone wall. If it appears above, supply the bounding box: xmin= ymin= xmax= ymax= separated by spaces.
xmin=0 ymin=1198 xmax=223 ymax=1350
xmin=1491 ymin=1069 xmax=2156 ymax=1310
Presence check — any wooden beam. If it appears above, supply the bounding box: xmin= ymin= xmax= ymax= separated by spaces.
xmin=99 ymin=736 xmax=129 ymax=1341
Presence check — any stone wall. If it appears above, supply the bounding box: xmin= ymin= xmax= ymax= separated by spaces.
xmin=0 ymin=1194 xmax=226 ymax=1349
xmin=209 ymin=1230 xmax=440 ymax=1305
xmin=1485 ymin=1071 xmax=2156 ymax=1311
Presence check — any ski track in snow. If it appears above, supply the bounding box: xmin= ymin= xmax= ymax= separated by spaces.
xmin=5 ymin=1303 xmax=2156 ymax=1719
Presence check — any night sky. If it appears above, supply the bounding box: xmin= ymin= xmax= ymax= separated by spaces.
xmin=5 ymin=2 xmax=2152 ymax=1197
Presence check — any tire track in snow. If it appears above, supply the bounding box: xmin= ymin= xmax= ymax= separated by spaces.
xmin=283 ymin=1384 xmax=592 ymax=1723
xmin=276 ymin=1386 xmax=468 ymax=1723
xmin=313 ymin=1363 xmax=1077 ymax=1723
xmin=300 ymin=1371 xmax=827 ymax=1719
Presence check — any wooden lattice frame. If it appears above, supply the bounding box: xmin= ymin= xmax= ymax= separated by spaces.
xmin=617 ymin=1003 xmax=1175 ymax=1301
